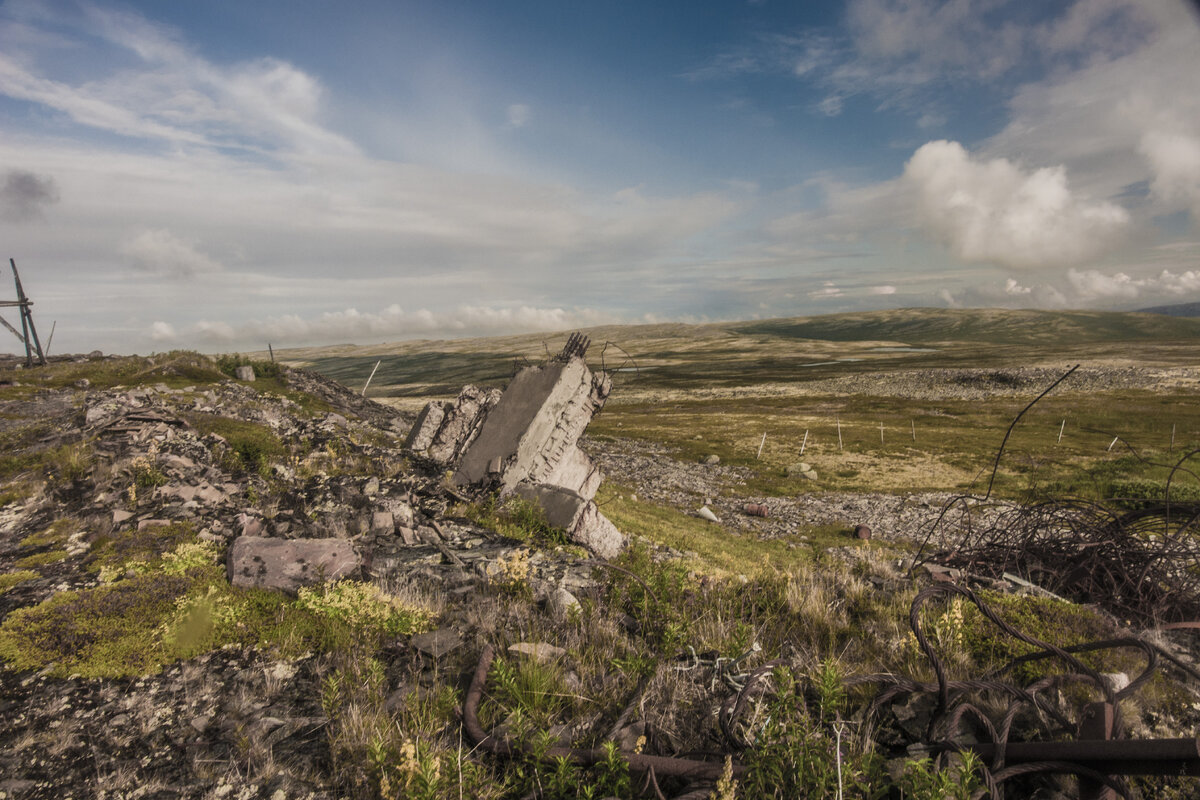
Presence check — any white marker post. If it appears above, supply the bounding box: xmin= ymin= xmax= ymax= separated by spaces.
xmin=799 ymin=429 xmax=809 ymax=456
xmin=1057 ymin=419 xmax=1065 ymax=444
xmin=362 ymin=359 xmax=381 ymax=396
xmin=837 ymin=416 xmax=843 ymax=450
xmin=757 ymin=432 xmax=767 ymax=460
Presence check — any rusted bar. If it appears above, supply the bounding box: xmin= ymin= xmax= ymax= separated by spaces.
xmin=464 ymin=645 xmax=745 ymax=781
xmin=743 ymin=503 xmax=769 ymax=518
xmin=968 ymin=738 xmax=1200 ymax=776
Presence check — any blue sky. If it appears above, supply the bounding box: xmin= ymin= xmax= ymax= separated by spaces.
xmin=1 ymin=0 xmax=1198 ymax=353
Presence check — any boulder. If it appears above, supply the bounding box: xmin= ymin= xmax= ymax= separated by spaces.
xmin=234 ymin=365 xmax=255 ymax=381
xmin=227 ymin=535 xmax=360 ymax=593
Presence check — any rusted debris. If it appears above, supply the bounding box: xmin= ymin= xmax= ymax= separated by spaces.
xmin=854 ymin=523 xmax=871 ymax=540
xmin=743 ymin=503 xmax=769 ymax=518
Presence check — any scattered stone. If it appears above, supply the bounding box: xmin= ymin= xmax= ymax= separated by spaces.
xmin=227 ymin=536 xmax=360 ymax=593
xmin=702 ymin=454 xmax=720 ymax=465
xmin=410 ymin=628 xmax=462 ymax=658
xmin=234 ymin=365 xmax=256 ymax=381
xmin=547 ymin=586 xmax=581 ymax=619
xmin=508 ymin=642 xmax=567 ymax=663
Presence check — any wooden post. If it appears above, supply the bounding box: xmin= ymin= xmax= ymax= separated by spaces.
xmin=45 ymin=320 xmax=55 ymax=357
xmin=1058 ymin=419 xmax=1065 ymax=444
xmin=1107 ymin=436 xmax=1119 ymax=452
xmin=1171 ymin=423 xmax=1176 ymax=453
xmin=836 ymin=416 xmax=842 ymax=450
xmin=879 ymin=421 xmax=885 ymax=445
xmin=799 ymin=429 xmax=808 ymax=456
xmin=362 ymin=359 xmax=381 ymax=396
xmin=756 ymin=432 xmax=766 ymax=460
xmin=268 ymin=343 xmax=275 ymax=363
xmin=1077 ymin=702 xmax=1118 ymax=800
xmin=910 ymin=419 xmax=916 ymax=442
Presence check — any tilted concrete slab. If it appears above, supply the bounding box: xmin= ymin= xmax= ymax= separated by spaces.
xmin=454 ymin=358 xmax=609 ymax=496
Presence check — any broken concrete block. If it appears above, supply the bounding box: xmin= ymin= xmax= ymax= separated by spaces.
xmin=455 ymin=358 xmax=609 ymax=496
xmin=227 ymin=535 xmax=360 ymax=593
xmin=544 ymin=444 xmax=603 ymax=500
xmin=234 ymin=365 xmax=256 ymax=381
xmin=406 ymin=385 xmax=501 ymax=466
xmin=404 ymin=401 xmax=445 ymax=452
xmin=515 ymin=483 xmax=623 ymax=559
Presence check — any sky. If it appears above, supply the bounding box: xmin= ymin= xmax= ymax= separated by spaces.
xmin=1 ymin=0 xmax=1199 ymax=354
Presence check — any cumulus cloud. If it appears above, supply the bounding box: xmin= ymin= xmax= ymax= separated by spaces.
xmin=868 ymin=285 xmax=897 ymax=295
xmin=903 ymin=140 xmax=1129 ymax=268
xmin=0 ymin=169 xmax=59 ymax=221
xmin=1004 ymin=278 xmax=1032 ymax=295
xmin=120 ymin=229 xmax=223 ymax=278
xmin=1066 ymin=268 xmax=1200 ymax=303
xmin=162 ymin=303 xmax=620 ymax=348
xmin=1139 ymin=131 xmax=1200 ymax=218
xmin=149 ymin=321 xmax=176 ymax=341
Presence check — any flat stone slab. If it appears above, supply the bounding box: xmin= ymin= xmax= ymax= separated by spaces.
xmin=227 ymin=535 xmax=360 ymax=593
xmin=410 ymin=628 xmax=462 ymax=658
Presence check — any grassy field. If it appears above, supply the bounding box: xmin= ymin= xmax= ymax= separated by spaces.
xmin=252 ymin=308 xmax=1200 ymax=398
xmin=257 ymin=308 xmax=1200 ymax=502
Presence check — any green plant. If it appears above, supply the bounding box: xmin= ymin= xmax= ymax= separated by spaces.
xmin=215 ymin=353 xmax=283 ymax=380
xmin=899 ymin=752 xmax=983 ymax=800
xmin=295 ymin=580 xmax=434 ymax=637
xmin=0 ymin=569 xmax=38 ymax=595
xmin=740 ymin=666 xmax=883 ymax=800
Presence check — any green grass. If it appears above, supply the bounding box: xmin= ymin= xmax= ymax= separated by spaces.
xmin=0 ymin=569 xmax=38 ymax=595
xmin=184 ymin=412 xmax=287 ymax=475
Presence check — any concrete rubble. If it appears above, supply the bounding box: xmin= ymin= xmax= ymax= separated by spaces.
xmin=407 ymin=333 xmax=624 ymax=559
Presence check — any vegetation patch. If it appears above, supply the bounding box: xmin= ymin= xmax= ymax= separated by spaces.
xmin=184 ymin=412 xmax=286 ymax=475
xmin=463 ymin=494 xmax=572 ymax=549
xmin=0 ymin=569 xmax=38 ymax=595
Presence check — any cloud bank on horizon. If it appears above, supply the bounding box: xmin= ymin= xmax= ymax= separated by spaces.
xmin=0 ymin=0 xmax=1198 ymax=353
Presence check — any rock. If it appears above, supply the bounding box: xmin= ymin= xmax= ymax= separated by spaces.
xmin=547 ymin=586 xmax=581 ymax=619
xmin=514 ymin=483 xmax=624 ymax=559
xmin=371 ymin=511 xmax=395 ymax=533
xmin=702 ymin=454 xmax=720 ymax=465
xmin=508 ymin=642 xmax=567 ymax=663
xmin=112 ymin=509 xmax=134 ymax=525
xmin=234 ymin=365 xmax=256 ymax=381
xmin=363 ymin=477 xmax=380 ymax=496
xmin=698 ymin=506 xmax=720 ymax=522
xmin=410 ymin=628 xmax=462 ymax=658
xmin=227 ymin=535 xmax=361 ymax=593
xmin=855 ymin=524 xmax=872 ymax=540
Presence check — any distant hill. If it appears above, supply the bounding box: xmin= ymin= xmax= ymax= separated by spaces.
xmin=265 ymin=307 xmax=1200 ymax=398
xmin=1138 ymin=301 xmax=1200 ymax=318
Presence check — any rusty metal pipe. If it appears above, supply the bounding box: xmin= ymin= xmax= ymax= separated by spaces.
xmin=967 ymin=738 xmax=1200 ymax=776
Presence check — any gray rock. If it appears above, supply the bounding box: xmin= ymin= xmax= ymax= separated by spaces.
xmin=547 ymin=586 xmax=581 ymax=619
xmin=410 ymin=628 xmax=462 ymax=658
xmin=227 ymin=535 xmax=360 ymax=593
xmin=508 ymin=642 xmax=566 ymax=663
xmin=234 ymin=365 xmax=256 ymax=381
xmin=515 ymin=482 xmax=623 ymax=559
xmin=702 ymin=454 xmax=720 ymax=465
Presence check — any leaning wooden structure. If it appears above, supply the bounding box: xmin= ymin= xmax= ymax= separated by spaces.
xmin=0 ymin=258 xmax=46 ymax=367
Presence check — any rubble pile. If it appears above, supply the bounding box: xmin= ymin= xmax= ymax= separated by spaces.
xmin=407 ymin=335 xmax=623 ymax=558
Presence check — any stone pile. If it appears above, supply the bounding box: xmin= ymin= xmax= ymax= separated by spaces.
xmin=407 ymin=338 xmax=624 ymax=559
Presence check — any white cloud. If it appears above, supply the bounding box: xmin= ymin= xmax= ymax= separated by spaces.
xmin=171 ymin=303 xmax=619 ymax=347
xmin=149 ymin=321 xmax=176 ymax=341
xmin=1139 ymin=131 xmax=1200 ymax=217
xmin=868 ymin=284 xmax=897 ymax=295
xmin=1066 ymin=268 xmax=1200 ymax=302
xmin=119 ymin=229 xmax=223 ymax=278
xmin=903 ymin=140 xmax=1129 ymax=268
xmin=1004 ymin=278 xmax=1032 ymax=295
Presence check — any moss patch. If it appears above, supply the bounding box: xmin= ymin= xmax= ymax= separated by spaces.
xmin=0 ymin=570 xmax=38 ymax=595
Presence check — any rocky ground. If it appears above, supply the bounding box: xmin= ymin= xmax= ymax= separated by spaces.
xmin=3 ymin=355 xmax=1200 ymax=799
xmin=0 ymin=357 xmax=604 ymax=799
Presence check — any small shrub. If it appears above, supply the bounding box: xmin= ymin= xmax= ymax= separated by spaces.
xmin=215 ymin=353 xmax=282 ymax=380
xmin=295 ymin=580 xmax=434 ymax=638
xmin=0 ymin=569 xmax=38 ymax=595
xmin=14 ymin=549 xmax=69 ymax=569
